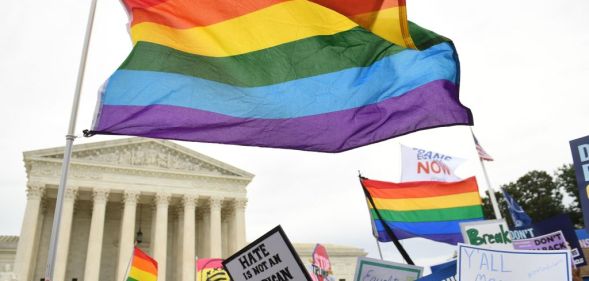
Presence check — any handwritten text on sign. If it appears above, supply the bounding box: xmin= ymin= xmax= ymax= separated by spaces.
xmin=457 ymin=243 xmax=572 ymax=281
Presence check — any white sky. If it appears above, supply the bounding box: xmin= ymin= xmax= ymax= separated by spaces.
xmin=1 ymin=0 xmax=588 ymax=269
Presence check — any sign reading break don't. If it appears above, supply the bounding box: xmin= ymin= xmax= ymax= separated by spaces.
xmin=223 ymin=225 xmax=312 ymax=281
xmin=460 ymin=219 xmax=513 ymax=250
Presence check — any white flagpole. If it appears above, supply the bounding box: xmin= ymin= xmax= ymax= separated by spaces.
xmin=44 ymin=0 xmax=98 ymax=279
xmin=479 ymin=158 xmax=502 ymax=219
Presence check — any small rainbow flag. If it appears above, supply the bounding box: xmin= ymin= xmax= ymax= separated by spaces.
xmin=127 ymin=247 xmax=158 ymax=281
xmin=88 ymin=0 xmax=473 ymax=152
xmin=197 ymin=258 xmax=229 ymax=281
xmin=361 ymin=176 xmax=483 ymax=244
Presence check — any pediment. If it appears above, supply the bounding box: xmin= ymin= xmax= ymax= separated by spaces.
xmin=25 ymin=138 xmax=253 ymax=179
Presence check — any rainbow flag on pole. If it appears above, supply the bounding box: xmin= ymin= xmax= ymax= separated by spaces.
xmin=88 ymin=0 xmax=473 ymax=152
xmin=361 ymin=176 xmax=483 ymax=244
xmin=127 ymin=247 xmax=158 ymax=281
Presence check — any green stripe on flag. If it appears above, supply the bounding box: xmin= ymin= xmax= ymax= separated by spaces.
xmin=370 ymin=205 xmax=483 ymax=222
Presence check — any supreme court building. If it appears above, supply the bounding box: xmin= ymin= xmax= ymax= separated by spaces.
xmin=13 ymin=138 xmax=253 ymax=281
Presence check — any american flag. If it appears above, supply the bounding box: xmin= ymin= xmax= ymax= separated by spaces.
xmin=473 ymin=134 xmax=494 ymax=161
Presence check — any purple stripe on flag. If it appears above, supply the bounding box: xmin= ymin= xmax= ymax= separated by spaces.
xmin=92 ymin=80 xmax=472 ymax=152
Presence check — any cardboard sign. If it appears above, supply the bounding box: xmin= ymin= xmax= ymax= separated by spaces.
xmin=570 ymin=135 xmax=589 ymax=233
xmin=400 ymin=145 xmax=465 ymax=182
xmin=353 ymin=257 xmax=423 ymax=281
xmin=514 ymin=214 xmax=587 ymax=266
xmin=460 ymin=219 xmax=513 ymax=250
xmin=513 ymin=231 xmax=568 ymax=251
xmin=457 ymin=243 xmax=572 ymax=281
xmin=223 ymin=225 xmax=312 ymax=281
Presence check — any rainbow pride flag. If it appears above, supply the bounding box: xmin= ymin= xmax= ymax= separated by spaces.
xmin=88 ymin=0 xmax=473 ymax=152
xmin=197 ymin=258 xmax=229 ymax=281
xmin=361 ymin=176 xmax=483 ymax=244
xmin=127 ymin=247 xmax=157 ymax=281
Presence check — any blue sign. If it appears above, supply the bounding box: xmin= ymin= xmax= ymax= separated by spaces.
xmin=416 ymin=260 xmax=456 ymax=281
xmin=570 ymin=135 xmax=589 ymax=232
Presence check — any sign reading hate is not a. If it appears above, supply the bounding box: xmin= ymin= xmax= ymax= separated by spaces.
xmin=457 ymin=243 xmax=572 ymax=281
xmin=353 ymin=257 xmax=423 ymax=281
xmin=223 ymin=225 xmax=312 ymax=281
xmin=459 ymin=219 xmax=513 ymax=250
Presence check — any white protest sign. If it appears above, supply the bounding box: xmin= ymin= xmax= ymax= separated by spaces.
xmin=223 ymin=226 xmax=311 ymax=281
xmin=353 ymin=257 xmax=423 ymax=281
xmin=400 ymin=145 xmax=465 ymax=182
xmin=460 ymin=219 xmax=513 ymax=250
xmin=457 ymin=243 xmax=572 ymax=281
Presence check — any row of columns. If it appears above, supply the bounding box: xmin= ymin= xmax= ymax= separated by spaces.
xmin=14 ymin=183 xmax=247 ymax=281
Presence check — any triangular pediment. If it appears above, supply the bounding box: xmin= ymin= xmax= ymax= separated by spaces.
xmin=24 ymin=138 xmax=253 ymax=179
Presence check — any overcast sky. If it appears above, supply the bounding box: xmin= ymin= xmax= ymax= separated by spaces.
xmin=1 ymin=0 xmax=589 ymax=269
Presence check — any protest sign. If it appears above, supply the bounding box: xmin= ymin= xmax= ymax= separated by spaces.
xmin=576 ymin=229 xmax=589 ymax=248
xmin=197 ymin=258 xmax=230 ymax=281
xmin=457 ymin=243 xmax=572 ymax=281
xmin=570 ymin=135 xmax=589 ymax=232
xmin=516 ymin=214 xmax=587 ymax=266
xmin=513 ymin=231 xmax=568 ymax=251
xmin=400 ymin=145 xmax=465 ymax=182
xmin=311 ymin=244 xmax=333 ymax=281
xmin=459 ymin=219 xmax=513 ymax=250
xmin=416 ymin=260 xmax=456 ymax=281
xmin=223 ymin=225 xmax=311 ymax=281
xmin=353 ymin=257 xmax=423 ymax=281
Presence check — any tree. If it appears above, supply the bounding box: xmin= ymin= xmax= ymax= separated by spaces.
xmin=482 ymin=170 xmax=566 ymax=227
xmin=555 ymin=164 xmax=583 ymax=227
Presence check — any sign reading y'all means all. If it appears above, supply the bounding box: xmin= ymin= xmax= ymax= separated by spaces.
xmin=460 ymin=219 xmax=513 ymax=250
xmin=457 ymin=243 xmax=572 ymax=281
xmin=223 ymin=225 xmax=312 ymax=281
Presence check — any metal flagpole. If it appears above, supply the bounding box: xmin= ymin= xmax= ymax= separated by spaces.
xmin=479 ymin=159 xmax=502 ymax=219
xmin=44 ymin=0 xmax=98 ymax=279
xmin=375 ymin=240 xmax=384 ymax=260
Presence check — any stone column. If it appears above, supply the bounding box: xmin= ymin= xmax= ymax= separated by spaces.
xmin=116 ymin=190 xmax=140 ymax=281
xmin=232 ymin=199 xmax=247 ymax=252
xmin=221 ymin=210 xmax=230 ymax=258
xmin=175 ymin=207 xmax=184 ymax=281
xmin=53 ymin=187 xmax=78 ymax=281
xmin=153 ymin=193 xmax=171 ymax=281
xmin=14 ymin=183 xmax=45 ymax=281
xmin=209 ymin=197 xmax=223 ymax=258
xmin=182 ymin=195 xmax=198 ymax=281
xmin=83 ymin=189 xmax=110 ymax=281
xmin=201 ymin=208 xmax=210 ymax=257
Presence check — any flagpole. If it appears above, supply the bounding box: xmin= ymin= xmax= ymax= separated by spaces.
xmin=479 ymin=159 xmax=502 ymax=219
xmin=359 ymin=175 xmax=414 ymax=265
xmin=359 ymin=171 xmax=385 ymax=260
xmin=43 ymin=0 xmax=98 ymax=279
xmin=375 ymin=240 xmax=384 ymax=260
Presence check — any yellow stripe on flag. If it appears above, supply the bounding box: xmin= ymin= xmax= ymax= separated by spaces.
xmin=129 ymin=266 xmax=158 ymax=281
xmin=371 ymin=191 xmax=482 ymax=211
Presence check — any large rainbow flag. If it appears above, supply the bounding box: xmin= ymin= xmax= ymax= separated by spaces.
xmin=88 ymin=0 xmax=473 ymax=152
xmin=127 ymin=247 xmax=158 ymax=281
xmin=361 ymin=176 xmax=484 ymax=244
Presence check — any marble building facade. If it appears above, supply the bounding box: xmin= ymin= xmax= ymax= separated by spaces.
xmin=13 ymin=138 xmax=253 ymax=281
